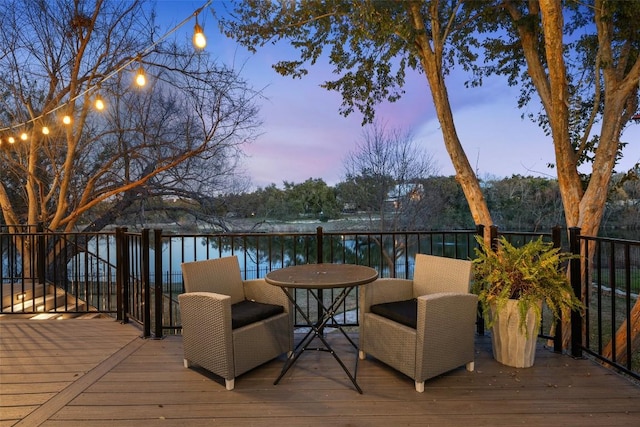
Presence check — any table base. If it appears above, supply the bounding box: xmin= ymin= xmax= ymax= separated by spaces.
xmin=274 ymin=285 xmax=362 ymax=393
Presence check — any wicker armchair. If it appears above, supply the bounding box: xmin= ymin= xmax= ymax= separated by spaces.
xmin=359 ymin=254 xmax=477 ymax=392
xmin=178 ymin=256 xmax=293 ymax=390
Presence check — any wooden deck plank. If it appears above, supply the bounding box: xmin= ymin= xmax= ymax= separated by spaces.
xmin=19 ymin=400 xmax=640 ymax=423
xmin=32 ymin=413 xmax=640 ymax=427
xmin=0 ymin=318 xmax=140 ymax=426
xmin=2 ymin=317 xmax=639 ymax=426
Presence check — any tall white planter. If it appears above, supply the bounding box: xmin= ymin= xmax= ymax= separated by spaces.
xmin=490 ymin=299 xmax=540 ymax=368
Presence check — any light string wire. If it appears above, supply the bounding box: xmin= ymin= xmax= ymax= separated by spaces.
xmin=0 ymin=0 xmax=212 ymax=134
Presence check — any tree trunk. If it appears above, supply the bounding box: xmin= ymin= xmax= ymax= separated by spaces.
xmin=603 ymin=302 xmax=640 ymax=365
xmin=509 ymin=0 xmax=640 ymax=353
xmin=407 ymin=2 xmax=492 ymax=229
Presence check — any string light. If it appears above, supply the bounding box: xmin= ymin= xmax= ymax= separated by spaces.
xmin=95 ymin=94 xmax=105 ymax=110
xmin=135 ymin=56 xmax=147 ymax=87
xmin=193 ymin=16 xmax=206 ymax=49
xmin=0 ymin=0 xmax=212 ymax=136
xmin=20 ymin=132 xmax=28 ymax=141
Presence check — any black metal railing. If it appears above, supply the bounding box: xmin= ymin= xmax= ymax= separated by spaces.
xmin=575 ymin=230 xmax=640 ymax=380
xmin=1 ymin=224 xmax=638 ymax=380
xmin=156 ymin=227 xmax=482 ymax=333
xmin=1 ymin=225 xmax=119 ymax=316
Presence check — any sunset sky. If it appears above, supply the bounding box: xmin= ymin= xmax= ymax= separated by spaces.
xmin=157 ymin=0 xmax=640 ymax=189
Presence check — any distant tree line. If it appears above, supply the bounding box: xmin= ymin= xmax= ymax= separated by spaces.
xmin=215 ymin=173 xmax=639 ymax=233
xmin=17 ymin=170 xmax=636 ymax=235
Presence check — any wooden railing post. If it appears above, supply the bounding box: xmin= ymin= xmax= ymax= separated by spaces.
xmin=36 ymin=222 xmax=46 ymax=285
xmin=154 ymin=229 xmax=164 ymax=339
xmin=552 ymin=225 xmax=563 ymax=353
xmin=115 ymin=227 xmax=125 ymax=322
xmin=316 ymin=226 xmax=324 ymax=264
xmin=475 ymin=224 xmax=485 ymax=336
xmin=316 ymin=226 xmax=324 ymax=333
xmin=569 ymin=227 xmax=583 ymax=358
xmin=141 ymin=229 xmax=151 ymax=338
xmin=489 ymin=225 xmax=499 ymax=251
xmin=116 ymin=227 xmax=130 ymax=324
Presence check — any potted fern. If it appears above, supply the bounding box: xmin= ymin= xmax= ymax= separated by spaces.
xmin=472 ymin=235 xmax=583 ymax=368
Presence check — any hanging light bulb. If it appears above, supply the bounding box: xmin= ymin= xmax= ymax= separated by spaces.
xmin=95 ymin=94 xmax=105 ymax=110
xmin=135 ymin=63 xmax=146 ymax=87
xmin=20 ymin=132 xmax=28 ymax=141
xmin=42 ymin=126 xmax=50 ymax=135
xmin=8 ymin=136 xmax=15 ymax=144
xmin=193 ymin=17 xmax=206 ymax=49
xmin=63 ymin=115 xmax=72 ymax=125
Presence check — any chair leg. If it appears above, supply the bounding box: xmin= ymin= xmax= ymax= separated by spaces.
xmin=415 ymin=381 xmax=425 ymax=393
xmin=358 ymin=350 xmax=366 ymax=360
xmin=466 ymin=361 xmax=474 ymax=372
xmin=183 ymin=359 xmax=191 ymax=368
xmin=225 ymin=378 xmax=235 ymax=391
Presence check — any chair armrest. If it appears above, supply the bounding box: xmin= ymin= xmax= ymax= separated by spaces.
xmin=416 ymin=292 xmax=478 ymax=333
xmin=179 ymin=290 xmax=231 ymax=309
xmin=415 ymin=292 xmax=478 ymax=382
xmin=243 ymin=279 xmax=291 ymax=313
xmin=178 ymin=292 xmax=234 ymax=377
xmin=178 ymin=291 xmax=232 ymax=331
xmin=360 ymin=278 xmax=414 ymax=313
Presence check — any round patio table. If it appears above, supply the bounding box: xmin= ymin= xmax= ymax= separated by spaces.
xmin=266 ymin=263 xmax=378 ymax=394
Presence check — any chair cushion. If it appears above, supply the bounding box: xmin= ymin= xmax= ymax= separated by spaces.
xmin=231 ymin=300 xmax=285 ymax=330
xmin=370 ymin=298 xmax=417 ymax=329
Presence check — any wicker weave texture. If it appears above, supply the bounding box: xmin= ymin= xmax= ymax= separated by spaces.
xmin=360 ymin=255 xmax=476 ymax=391
xmin=363 ymin=313 xmax=416 ymax=379
xmin=178 ymin=257 xmax=294 ymax=389
xmin=233 ymin=312 xmax=291 ymax=376
xmin=416 ymin=292 xmax=477 ymax=381
xmin=181 ymin=257 xmax=245 ymax=304
xmin=244 ymin=279 xmax=291 ymax=313
xmin=179 ymin=292 xmax=234 ymax=380
xmin=412 ymin=254 xmax=472 ymax=296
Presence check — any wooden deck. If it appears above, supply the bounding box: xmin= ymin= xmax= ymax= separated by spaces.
xmin=2 ymin=317 xmax=639 ymax=427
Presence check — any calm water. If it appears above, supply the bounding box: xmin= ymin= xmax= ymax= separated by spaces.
xmin=7 ymin=228 xmax=638 ymax=282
